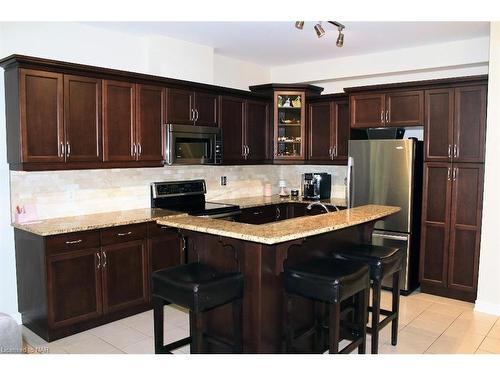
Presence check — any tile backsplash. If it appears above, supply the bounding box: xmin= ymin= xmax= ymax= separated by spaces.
xmin=10 ymin=164 xmax=346 ymax=221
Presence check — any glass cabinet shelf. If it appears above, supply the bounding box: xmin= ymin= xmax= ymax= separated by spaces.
xmin=274 ymin=91 xmax=306 ymax=159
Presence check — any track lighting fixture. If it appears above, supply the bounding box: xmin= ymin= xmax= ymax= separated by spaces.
xmin=295 ymin=21 xmax=346 ymax=47
xmin=314 ymin=22 xmax=325 ymax=38
xmin=295 ymin=21 xmax=304 ymax=30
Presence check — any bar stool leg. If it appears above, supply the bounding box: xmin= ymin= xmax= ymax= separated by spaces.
xmin=371 ymin=280 xmax=382 ymax=354
xmin=232 ymin=298 xmax=243 ymax=353
xmin=328 ymin=301 xmax=340 ymax=354
xmin=190 ymin=311 xmax=204 ymax=354
xmin=153 ymin=296 xmax=165 ymax=354
xmin=391 ymin=271 xmax=400 ymax=346
xmin=314 ymin=301 xmax=325 ymax=353
xmin=357 ymin=288 xmax=368 ymax=354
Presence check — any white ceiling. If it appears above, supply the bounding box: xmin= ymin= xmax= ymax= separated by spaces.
xmin=85 ymin=22 xmax=490 ymax=67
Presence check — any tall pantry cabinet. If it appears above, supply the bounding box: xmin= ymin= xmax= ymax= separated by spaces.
xmin=420 ymin=84 xmax=487 ymax=302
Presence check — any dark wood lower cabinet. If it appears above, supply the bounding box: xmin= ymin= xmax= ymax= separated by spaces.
xmin=420 ymin=162 xmax=484 ymax=302
xmin=47 ymin=248 xmax=102 ymax=328
xmin=14 ymin=222 xmax=183 ymax=341
xmin=101 ymin=240 xmax=148 ymax=313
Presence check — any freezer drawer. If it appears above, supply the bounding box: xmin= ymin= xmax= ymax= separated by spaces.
xmin=371 ymin=230 xmax=418 ymax=295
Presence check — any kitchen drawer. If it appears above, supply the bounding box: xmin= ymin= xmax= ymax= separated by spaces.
xmin=46 ymin=230 xmax=100 ymax=255
xmin=100 ymin=223 xmax=148 ymax=246
xmin=148 ymin=222 xmax=178 ymax=238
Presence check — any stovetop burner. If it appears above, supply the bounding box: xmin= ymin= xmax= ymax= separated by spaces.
xmin=150 ymin=180 xmax=240 ymax=218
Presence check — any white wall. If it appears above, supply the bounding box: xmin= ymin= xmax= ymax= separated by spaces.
xmin=271 ymin=37 xmax=490 ymax=93
xmin=476 ymin=23 xmax=500 ymax=315
xmin=214 ymin=54 xmax=271 ymax=90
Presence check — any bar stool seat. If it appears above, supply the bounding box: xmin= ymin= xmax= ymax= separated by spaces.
xmin=152 ymin=263 xmax=244 ymax=354
xmin=332 ymin=244 xmax=403 ymax=354
xmin=284 ymin=258 xmax=370 ymax=354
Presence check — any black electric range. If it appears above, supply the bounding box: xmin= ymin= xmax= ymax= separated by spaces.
xmin=150 ymin=180 xmax=241 ymax=219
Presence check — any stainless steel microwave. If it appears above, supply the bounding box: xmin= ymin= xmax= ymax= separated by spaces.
xmin=163 ymin=124 xmax=223 ymax=165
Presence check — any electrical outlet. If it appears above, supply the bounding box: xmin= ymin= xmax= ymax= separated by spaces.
xmin=220 ymin=176 xmax=227 ymax=186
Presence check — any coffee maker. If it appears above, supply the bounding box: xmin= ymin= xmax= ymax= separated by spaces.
xmin=301 ymin=173 xmax=332 ymax=200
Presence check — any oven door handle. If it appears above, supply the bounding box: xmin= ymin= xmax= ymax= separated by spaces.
xmin=197 ymin=210 xmax=242 ymax=219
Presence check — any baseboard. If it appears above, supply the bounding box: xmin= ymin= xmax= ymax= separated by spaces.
xmin=474 ymin=300 xmax=500 ymax=316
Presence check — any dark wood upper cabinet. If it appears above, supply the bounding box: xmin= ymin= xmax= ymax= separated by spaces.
xmin=166 ymin=88 xmax=218 ymax=126
xmin=102 ymin=80 xmax=136 ymax=162
xmin=350 ymin=94 xmax=385 ymax=128
xmin=46 ymin=247 xmax=102 ymax=328
xmin=424 ymin=88 xmax=454 ymax=162
xmin=219 ymin=96 xmax=245 ymax=163
xmin=166 ymin=88 xmax=194 ymax=125
xmin=420 ymin=162 xmax=452 ymax=288
xmin=308 ymin=98 xmax=349 ymax=162
xmin=351 ymin=91 xmax=424 ymax=128
xmin=195 ymin=92 xmax=218 ymax=127
xmin=19 ymin=69 xmax=64 ymax=163
xmin=245 ymin=100 xmax=269 ymax=162
xmin=453 ymin=86 xmax=487 ymax=163
xmin=424 ymin=85 xmax=487 ymax=163
xmin=334 ymin=100 xmax=350 ymax=160
xmin=308 ymin=102 xmax=332 ymax=161
xmin=447 ymin=163 xmax=484 ymax=294
xmin=136 ymin=84 xmax=164 ymax=162
xmin=64 ymin=75 xmax=102 ymax=162
xmin=101 ymin=239 xmax=148 ymax=314
xmin=385 ymin=90 xmax=424 ymax=126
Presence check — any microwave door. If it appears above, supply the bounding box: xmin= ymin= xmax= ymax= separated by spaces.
xmin=173 ymin=133 xmax=213 ymax=164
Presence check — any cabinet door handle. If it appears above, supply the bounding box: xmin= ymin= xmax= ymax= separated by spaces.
xmin=137 ymin=143 xmax=142 ymax=156
xmin=59 ymin=142 xmax=65 ymax=158
xmin=65 ymin=239 xmax=82 ymax=244
xmin=447 ymin=167 xmax=451 ymax=181
xmin=102 ymin=251 xmax=107 ymax=267
xmin=246 ymin=145 xmax=250 ymax=157
xmin=380 ymin=110 xmax=384 ymax=124
xmin=276 ymin=207 xmax=281 ymax=220
xmin=385 ymin=110 xmax=389 ymax=124
xmin=195 ymin=109 xmax=199 ymax=121
xmin=453 ymin=167 xmax=457 ymax=181
xmin=190 ymin=108 xmax=194 ymax=121
xmin=96 ymin=252 xmax=101 ymax=269
xmin=333 ymin=145 xmax=337 ymax=158
xmin=453 ymin=144 xmax=458 ymax=158
xmin=242 ymin=145 xmax=247 ymax=158
xmin=131 ymin=143 xmax=135 ymax=156
xmin=448 ymin=145 xmax=452 ymax=158
xmin=66 ymin=142 xmax=71 ymax=157
xmin=117 ymin=231 xmax=132 ymax=236
xmin=328 ymin=147 xmax=333 ymax=158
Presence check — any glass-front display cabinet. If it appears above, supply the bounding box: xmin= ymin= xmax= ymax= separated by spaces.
xmin=275 ymin=91 xmax=305 ymax=160
xmin=249 ymin=83 xmax=324 ymax=162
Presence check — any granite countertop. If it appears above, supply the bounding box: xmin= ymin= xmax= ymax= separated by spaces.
xmin=156 ymin=204 xmax=400 ymax=245
xmin=11 ymin=208 xmax=184 ymax=236
xmin=211 ymin=195 xmax=347 ymax=209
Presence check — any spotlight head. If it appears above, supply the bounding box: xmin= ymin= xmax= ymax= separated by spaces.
xmin=314 ymin=23 xmax=325 ymax=38
xmin=295 ymin=21 xmax=304 ymax=30
xmin=336 ymin=31 xmax=344 ymax=47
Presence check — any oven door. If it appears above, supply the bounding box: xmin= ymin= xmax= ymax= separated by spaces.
xmin=165 ymin=124 xmax=221 ymax=165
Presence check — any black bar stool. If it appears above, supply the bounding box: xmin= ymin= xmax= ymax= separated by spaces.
xmin=152 ymin=263 xmax=244 ymax=354
xmin=283 ymin=257 xmax=370 ymax=354
xmin=331 ymin=244 xmax=403 ymax=354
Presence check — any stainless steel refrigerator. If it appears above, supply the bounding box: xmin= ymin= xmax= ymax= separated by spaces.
xmin=347 ymin=139 xmax=423 ymax=294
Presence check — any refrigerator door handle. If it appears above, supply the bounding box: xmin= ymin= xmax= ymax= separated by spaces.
xmin=346 ymin=156 xmax=354 ymax=208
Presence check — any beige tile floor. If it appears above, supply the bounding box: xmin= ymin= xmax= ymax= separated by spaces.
xmin=22 ymin=290 xmax=500 ymax=354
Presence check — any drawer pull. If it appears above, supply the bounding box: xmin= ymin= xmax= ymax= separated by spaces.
xmin=117 ymin=231 xmax=132 ymax=236
xmin=65 ymin=239 xmax=82 ymax=244
xmin=253 ymin=211 xmax=263 ymax=215
xmin=160 ymin=226 xmax=169 ymax=229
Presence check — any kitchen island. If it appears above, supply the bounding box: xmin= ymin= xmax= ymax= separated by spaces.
xmin=156 ymin=203 xmax=400 ymax=353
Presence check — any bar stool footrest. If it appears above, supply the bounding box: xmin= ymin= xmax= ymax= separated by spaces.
xmin=158 ymin=337 xmax=192 ymax=354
